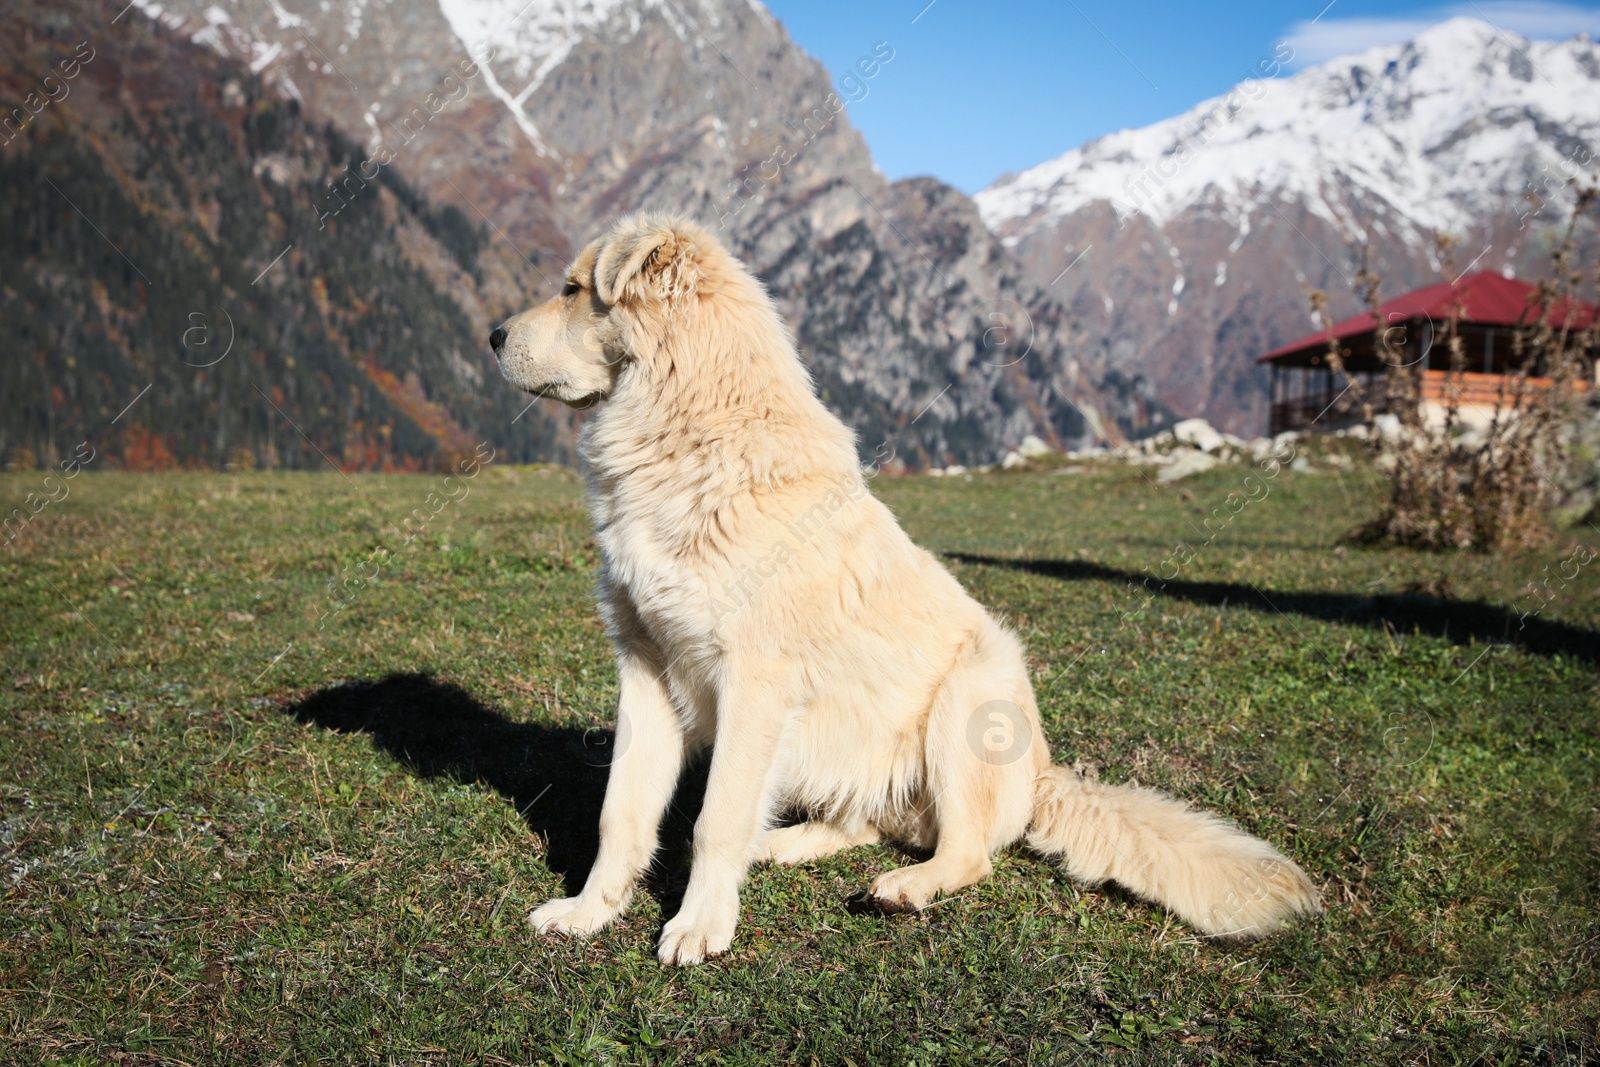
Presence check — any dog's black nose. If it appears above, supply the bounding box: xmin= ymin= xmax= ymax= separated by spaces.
xmin=488 ymin=325 xmax=507 ymax=354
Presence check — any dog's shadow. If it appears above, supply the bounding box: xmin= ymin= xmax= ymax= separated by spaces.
xmin=946 ymin=553 xmax=1600 ymax=665
xmin=283 ymin=672 xmax=707 ymax=907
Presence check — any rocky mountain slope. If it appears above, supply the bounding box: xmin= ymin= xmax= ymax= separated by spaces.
xmin=0 ymin=0 xmax=571 ymax=471
xmin=977 ymin=19 xmax=1600 ymax=433
xmin=115 ymin=0 xmax=1152 ymax=466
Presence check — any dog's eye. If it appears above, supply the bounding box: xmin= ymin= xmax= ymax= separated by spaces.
xmin=561 ymin=280 xmax=583 ymax=297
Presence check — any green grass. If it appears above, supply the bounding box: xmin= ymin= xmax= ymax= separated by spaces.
xmin=1 ymin=463 xmax=1595 ymax=1064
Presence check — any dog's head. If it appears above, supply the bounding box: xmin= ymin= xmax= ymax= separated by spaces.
xmin=489 ymin=214 xmax=707 ymax=408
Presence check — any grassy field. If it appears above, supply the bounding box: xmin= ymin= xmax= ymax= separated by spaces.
xmin=0 ymin=461 xmax=1595 ymax=1064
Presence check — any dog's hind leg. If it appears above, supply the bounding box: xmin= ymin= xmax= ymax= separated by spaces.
xmin=868 ymin=752 xmax=1002 ymax=912
xmin=757 ymin=822 xmax=880 ymax=865
xmin=869 ymin=626 xmax=1040 ymax=912
xmin=530 ymin=650 xmax=684 ymax=937
xmin=870 ymin=818 xmax=993 ymax=912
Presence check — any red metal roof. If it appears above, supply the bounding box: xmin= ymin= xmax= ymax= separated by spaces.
xmin=1259 ymin=271 xmax=1597 ymax=364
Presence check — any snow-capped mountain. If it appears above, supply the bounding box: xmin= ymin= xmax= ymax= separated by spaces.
xmin=976 ymin=19 xmax=1600 ymax=431
xmin=980 ymin=19 xmax=1600 ymax=238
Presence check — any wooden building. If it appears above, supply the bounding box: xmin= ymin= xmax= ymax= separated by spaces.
xmin=1259 ymin=272 xmax=1597 ymax=435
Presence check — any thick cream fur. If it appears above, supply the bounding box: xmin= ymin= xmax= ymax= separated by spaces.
xmin=498 ymin=214 xmax=1320 ymax=966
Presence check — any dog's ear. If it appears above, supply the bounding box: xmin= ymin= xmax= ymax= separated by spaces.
xmin=593 ymin=220 xmax=698 ymax=306
xmin=594 ymin=228 xmax=667 ymax=305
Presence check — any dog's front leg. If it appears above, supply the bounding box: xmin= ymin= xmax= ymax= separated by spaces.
xmin=530 ymin=652 xmax=684 ymax=937
xmin=657 ymin=673 xmax=788 ymax=966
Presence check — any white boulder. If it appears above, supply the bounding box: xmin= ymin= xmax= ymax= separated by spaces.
xmin=1018 ymin=434 xmax=1054 ymax=458
xmin=1157 ymin=450 xmax=1220 ymax=482
xmin=1173 ymin=418 xmax=1225 ymax=453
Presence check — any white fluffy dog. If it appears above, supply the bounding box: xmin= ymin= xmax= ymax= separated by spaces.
xmin=490 ymin=215 xmax=1319 ymax=966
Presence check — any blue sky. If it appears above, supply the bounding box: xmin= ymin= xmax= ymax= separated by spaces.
xmin=761 ymin=0 xmax=1600 ymax=193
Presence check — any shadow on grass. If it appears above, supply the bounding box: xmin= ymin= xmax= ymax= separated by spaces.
xmin=283 ymin=673 xmax=706 ymax=903
xmin=947 ymin=553 xmax=1600 ymax=665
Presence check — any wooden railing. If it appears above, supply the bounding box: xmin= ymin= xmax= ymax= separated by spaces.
xmin=1418 ymin=369 xmax=1589 ymax=408
xmin=1269 ymin=370 xmax=1591 ymax=434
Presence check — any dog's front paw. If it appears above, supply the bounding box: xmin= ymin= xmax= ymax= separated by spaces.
xmin=528 ymin=894 xmax=623 ymax=937
xmin=656 ymin=899 xmax=738 ymax=966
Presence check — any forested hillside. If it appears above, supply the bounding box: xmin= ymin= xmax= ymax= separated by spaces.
xmin=0 ymin=0 xmax=570 ymax=471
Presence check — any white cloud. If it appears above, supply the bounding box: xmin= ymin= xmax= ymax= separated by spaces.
xmin=1283 ymin=1 xmax=1600 ymax=66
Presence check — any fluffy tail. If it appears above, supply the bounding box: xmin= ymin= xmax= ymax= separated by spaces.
xmin=1026 ymin=766 xmax=1320 ymax=940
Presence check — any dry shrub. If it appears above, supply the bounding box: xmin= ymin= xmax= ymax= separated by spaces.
xmin=1316 ymin=187 xmax=1598 ymax=552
